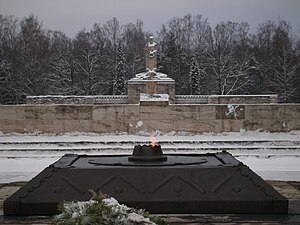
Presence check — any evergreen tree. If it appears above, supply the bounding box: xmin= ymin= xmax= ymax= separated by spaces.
xmin=189 ymin=56 xmax=201 ymax=95
xmin=113 ymin=46 xmax=126 ymax=95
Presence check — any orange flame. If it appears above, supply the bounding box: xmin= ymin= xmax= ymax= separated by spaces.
xmin=150 ymin=135 xmax=158 ymax=148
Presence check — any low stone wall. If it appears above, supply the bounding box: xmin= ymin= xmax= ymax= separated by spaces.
xmin=26 ymin=95 xmax=128 ymax=105
xmin=26 ymin=95 xmax=277 ymax=105
xmin=0 ymin=104 xmax=299 ymax=134
xmin=175 ymin=95 xmax=209 ymax=104
xmin=208 ymin=95 xmax=278 ymax=104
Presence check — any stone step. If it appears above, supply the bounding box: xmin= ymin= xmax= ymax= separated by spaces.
xmin=1 ymin=140 xmax=299 ymax=145
xmin=0 ymin=140 xmax=299 ymax=150
xmin=0 ymin=146 xmax=299 ymax=158
xmin=0 ymin=144 xmax=300 ymax=150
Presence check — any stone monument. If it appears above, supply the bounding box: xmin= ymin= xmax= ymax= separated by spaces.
xmin=127 ymin=36 xmax=175 ymax=104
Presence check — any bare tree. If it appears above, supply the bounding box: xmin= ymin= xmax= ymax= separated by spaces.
xmin=48 ymin=55 xmax=77 ymax=95
xmin=0 ymin=14 xmax=51 ymax=103
xmin=206 ymin=21 xmax=253 ymax=95
xmin=46 ymin=31 xmax=76 ymax=95
xmin=0 ymin=15 xmax=19 ymax=103
xmin=103 ymin=17 xmax=122 ymax=60
xmin=16 ymin=14 xmax=51 ymax=96
xmin=269 ymin=21 xmax=300 ymax=102
xmin=253 ymin=20 xmax=300 ymax=102
xmin=75 ymin=48 xmax=103 ymax=95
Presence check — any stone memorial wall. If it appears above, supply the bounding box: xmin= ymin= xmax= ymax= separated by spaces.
xmin=0 ymin=104 xmax=299 ymax=134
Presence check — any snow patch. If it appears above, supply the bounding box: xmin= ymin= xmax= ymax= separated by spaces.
xmin=55 ymin=197 xmax=157 ymax=225
xmin=140 ymin=93 xmax=169 ymax=101
xmin=127 ymin=212 xmax=153 ymax=224
xmin=136 ymin=120 xmax=143 ymax=128
xmin=135 ymin=69 xmax=168 ymax=80
xmin=226 ymin=104 xmax=240 ymax=119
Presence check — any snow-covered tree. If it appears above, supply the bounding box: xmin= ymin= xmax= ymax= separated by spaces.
xmin=239 ymin=56 xmax=262 ymax=94
xmin=46 ymin=31 xmax=77 ymax=95
xmin=72 ymin=30 xmax=106 ymax=95
xmin=189 ymin=56 xmax=201 ymax=95
xmin=48 ymin=54 xmax=77 ymax=95
xmin=206 ymin=21 xmax=254 ymax=95
xmin=224 ymin=56 xmax=259 ymax=95
xmin=113 ymin=46 xmax=126 ymax=95
xmin=270 ymin=21 xmax=300 ymax=102
xmin=75 ymin=48 xmax=102 ymax=95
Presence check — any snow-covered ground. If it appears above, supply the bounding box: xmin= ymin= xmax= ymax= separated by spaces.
xmin=0 ymin=130 xmax=299 ymax=183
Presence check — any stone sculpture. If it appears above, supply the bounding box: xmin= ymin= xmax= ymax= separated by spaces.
xmin=145 ymin=36 xmax=157 ymax=71
xmin=135 ymin=36 xmax=168 ymax=80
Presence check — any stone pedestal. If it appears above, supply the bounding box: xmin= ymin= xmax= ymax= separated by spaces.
xmin=127 ymin=77 xmax=175 ymax=104
xmin=4 ymin=152 xmax=288 ymax=215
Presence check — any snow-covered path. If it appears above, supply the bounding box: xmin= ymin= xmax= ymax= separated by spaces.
xmin=0 ymin=130 xmax=299 ymax=183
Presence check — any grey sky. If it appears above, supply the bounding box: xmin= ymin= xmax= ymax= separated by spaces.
xmin=0 ymin=0 xmax=300 ymax=37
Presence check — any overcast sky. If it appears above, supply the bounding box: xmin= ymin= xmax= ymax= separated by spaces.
xmin=1 ymin=0 xmax=300 ymax=37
